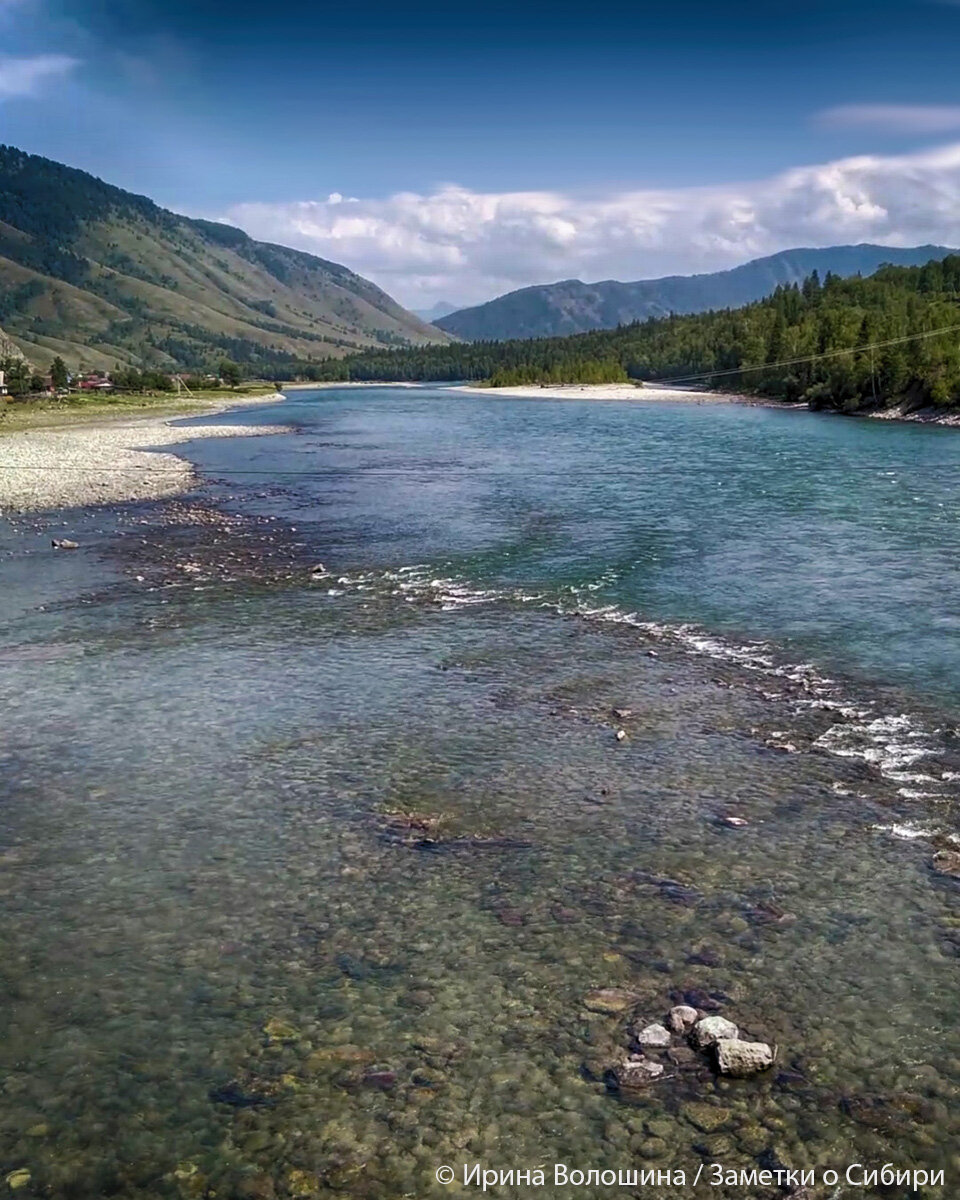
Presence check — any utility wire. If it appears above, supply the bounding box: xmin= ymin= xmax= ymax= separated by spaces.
xmin=645 ymin=321 xmax=960 ymax=386
xmin=2 ymin=320 xmax=960 ymax=478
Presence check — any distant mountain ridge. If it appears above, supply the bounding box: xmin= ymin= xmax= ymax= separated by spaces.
xmin=0 ymin=145 xmax=446 ymax=372
xmin=414 ymin=300 xmax=459 ymax=322
xmin=435 ymin=245 xmax=958 ymax=341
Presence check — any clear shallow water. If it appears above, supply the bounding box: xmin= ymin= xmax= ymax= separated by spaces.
xmin=184 ymin=387 xmax=960 ymax=707
xmin=0 ymin=387 xmax=958 ymax=1199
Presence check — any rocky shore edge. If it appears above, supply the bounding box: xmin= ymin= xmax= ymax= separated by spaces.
xmin=450 ymin=381 xmax=960 ymax=425
xmin=0 ymin=393 xmax=288 ymax=514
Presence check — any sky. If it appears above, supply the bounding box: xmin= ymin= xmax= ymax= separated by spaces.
xmin=3 ymin=0 xmax=960 ymax=307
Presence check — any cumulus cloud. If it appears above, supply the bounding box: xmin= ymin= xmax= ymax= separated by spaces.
xmin=219 ymin=142 xmax=960 ymax=307
xmin=0 ymin=53 xmax=78 ymax=97
xmin=819 ymin=104 xmax=960 ymax=133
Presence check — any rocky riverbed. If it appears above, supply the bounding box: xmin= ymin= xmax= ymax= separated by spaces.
xmin=1 ymin=386 xmax=958 ymax=1199
xmin=0 ymin=505 xmax=957 ymax=1198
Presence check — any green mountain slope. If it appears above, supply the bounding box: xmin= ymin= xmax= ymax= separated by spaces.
xmin=435 ymin=244 xmax=957 ymax=340
xmin=0 ymin=145 xmax=447 ymax=372
xmin=308 ymin=255 xmax=960 ymax=412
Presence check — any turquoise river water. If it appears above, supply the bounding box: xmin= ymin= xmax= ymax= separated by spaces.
xmin=0 ymin=385 xmax=958 ymax=1199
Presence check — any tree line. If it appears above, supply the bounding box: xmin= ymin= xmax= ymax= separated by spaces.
xmin=0 ymin=355 xmax=248 ymax=398
xmin=287 ymin=256 xmax=960 ymax=411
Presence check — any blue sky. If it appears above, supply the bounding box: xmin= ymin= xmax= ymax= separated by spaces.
xmin=3 ymin=0 xmax=960 ymax=305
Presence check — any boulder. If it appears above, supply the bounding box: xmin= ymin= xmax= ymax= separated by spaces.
xmin=715 ymin=1038 xmax=775 ymax=1077
xmin=667 ymin=1005 xmax=699 ymax=1034
xmin=51 ymin=538 xmax=79 ymax=550
xmin=611 ymin=1056 xmax=664 ymax=1090
xmin=615 ymin=729 xmax=627 ymax=742
xmin=632 ymin=1021 xmax=672 ymax=1048
xmin=932 ymin=850 xmax=960 ymax=878
xmin=691 ymin=1015 xmax=739 ymax=1049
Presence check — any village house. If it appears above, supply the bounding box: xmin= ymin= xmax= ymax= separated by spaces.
xmin=78 ymin=374 xmax=114 ymax=392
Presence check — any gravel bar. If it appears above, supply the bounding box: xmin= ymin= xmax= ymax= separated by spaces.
xmin=0 ymin=399 xmax=289 ymax=513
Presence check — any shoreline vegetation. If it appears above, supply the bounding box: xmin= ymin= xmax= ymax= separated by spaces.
xmin=8 ymin=255 xmax=960 ymax=447
xmin=0 ymin=380 xmax=283 ymax=433
xmin=286 ymin=256 xmax=960 ymax=419
xmin=6 ymin=252 xmax=960 ymax=512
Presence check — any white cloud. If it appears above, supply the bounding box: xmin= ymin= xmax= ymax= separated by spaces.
xmin=218 ymin=142 xmax=960 ymax=308
xmin=819 ymin=104 xmax=960 ymax=134
xmin=0 ymin=53 xmax=78 ymax=97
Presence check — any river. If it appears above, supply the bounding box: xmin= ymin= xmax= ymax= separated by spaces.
xmin=0 ymin=385 xmax=957 ymax=1197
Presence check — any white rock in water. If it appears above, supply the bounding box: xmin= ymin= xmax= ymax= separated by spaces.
xmin=691 ymin=1015 xmax=739 ymax=1048
xmin=633 ymin=1022 xmax=672 ymax=1048
xmin=615 ymin=729 xmax=627 ymax=742
xmin=667 ymin=1005 xmax=699 ymax=1034
xmin=614 ymin=1057 xmax=664 ymax=1089
xmin=715 ymin=1038 xmax=775 ymax=1077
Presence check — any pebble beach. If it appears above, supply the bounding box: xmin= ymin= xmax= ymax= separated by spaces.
xmin=0 ymin=396 xmax=287 ymax=513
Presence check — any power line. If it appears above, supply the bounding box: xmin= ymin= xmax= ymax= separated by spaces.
xmin=646 ymin=321 xmax=960 ymax=386
xmin=263 ymin=317 xmax=960 ymax=390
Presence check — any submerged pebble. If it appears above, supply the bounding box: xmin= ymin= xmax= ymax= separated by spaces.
xmin=583 ymin=988 xmax=640 ymax=1015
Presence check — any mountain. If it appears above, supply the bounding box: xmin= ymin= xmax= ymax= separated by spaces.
xmin=299 ymin=253 xmax=960 ymax=412
xmin=0 ymin=145 xmax=447 ymax=372
xmin=414 ymin=300 xmax=459 ymax=322
xmin=435 ymin=245 xmax=957 ymax=341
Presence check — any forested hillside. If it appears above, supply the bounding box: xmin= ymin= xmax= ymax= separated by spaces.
xmin=0 ymin=146 xmax=446 ymax=372
xmin=302 ymin=257 xmax=960 ymax=412
xmin=434 ymin=244 xmax=956 ymax=340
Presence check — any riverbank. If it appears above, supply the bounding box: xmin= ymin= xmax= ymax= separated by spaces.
xmin=0 ymin=392 xmax=287 ymax=513
xmin=454 ymin=382 xmax=752 ymax=405
xmin=0 ymin=384 xmax=281 ymax=433
xmin=454 ymin=380 xmax=960 ymax=424
xmin=866 ymin=401 xmax=960 ymax=427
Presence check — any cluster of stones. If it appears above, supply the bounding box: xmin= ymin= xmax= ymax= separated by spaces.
xmin=611 ymin=1004 xmax=775 ymax=1092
